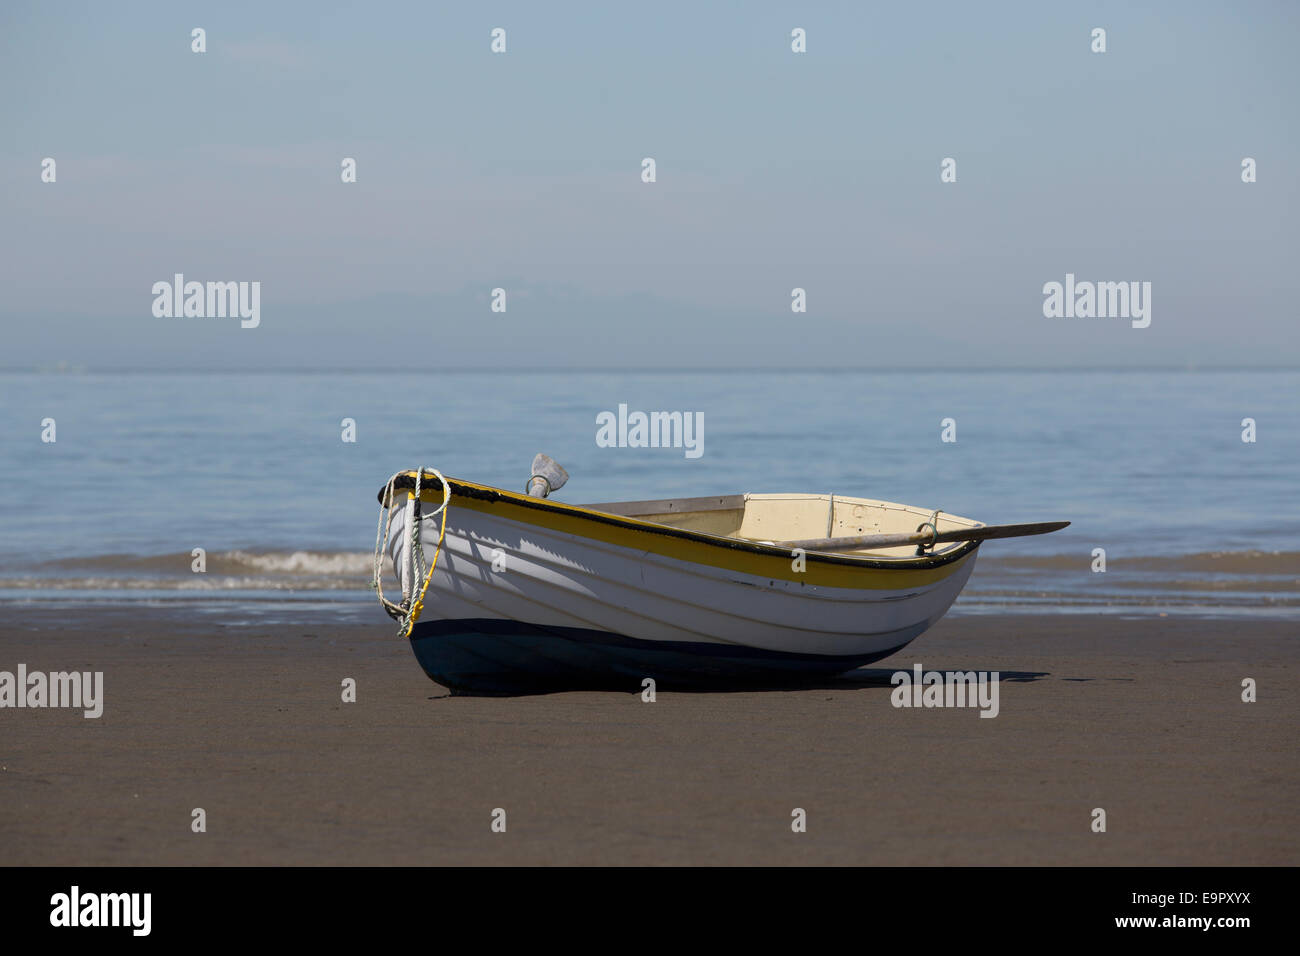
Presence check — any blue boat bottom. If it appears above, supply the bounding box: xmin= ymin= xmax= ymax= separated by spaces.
xmin=407 ymin=617 xmax=920 ymax=694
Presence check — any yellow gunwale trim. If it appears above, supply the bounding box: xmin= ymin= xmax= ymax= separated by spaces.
xmin=379 ymin=473 xmax=977 ymax=590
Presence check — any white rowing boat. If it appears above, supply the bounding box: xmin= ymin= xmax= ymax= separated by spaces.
xmin=373 ymin=465 xmax=1066 ymax=693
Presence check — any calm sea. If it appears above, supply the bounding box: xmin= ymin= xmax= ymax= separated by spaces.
xmin=0 ymin=369 xmax=1295 ymax=617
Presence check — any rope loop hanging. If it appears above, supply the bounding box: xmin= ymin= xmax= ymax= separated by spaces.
xmin=371 ymin=468 xmax=451 ymax=636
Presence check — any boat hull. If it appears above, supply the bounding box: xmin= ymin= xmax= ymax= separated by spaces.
xmin=383 ymin=477 xmax=980 ymax=693
xmin=409 ymin=617 xmax=931 ymax=693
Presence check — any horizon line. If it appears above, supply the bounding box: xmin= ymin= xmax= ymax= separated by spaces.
xmin=4 ymin=365 xmax=1300 ymax=375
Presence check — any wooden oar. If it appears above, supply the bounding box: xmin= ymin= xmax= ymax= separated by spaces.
xmin=777 ymin=520 xmax=1070 ymax=552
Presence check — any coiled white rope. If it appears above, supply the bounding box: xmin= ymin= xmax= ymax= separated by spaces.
xmin=371 ymin=468 xmax=451 ymax=635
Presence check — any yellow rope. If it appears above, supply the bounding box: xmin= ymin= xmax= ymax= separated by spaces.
xmin=401 ymin=471 xmax=450 ymax=639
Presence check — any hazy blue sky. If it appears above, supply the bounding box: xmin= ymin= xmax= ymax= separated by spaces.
xmin=2 ymin=1 xmax=1297 ymax=368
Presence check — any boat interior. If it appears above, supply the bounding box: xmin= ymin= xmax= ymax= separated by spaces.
xmin=583 ymin=493 xmax=983 ymax=558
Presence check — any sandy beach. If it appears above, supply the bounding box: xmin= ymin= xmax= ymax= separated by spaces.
xmin=2 ymin=605 xmax=1295 ymax=866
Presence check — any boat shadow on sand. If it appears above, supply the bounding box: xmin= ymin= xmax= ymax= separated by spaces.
xmin=430 ymin=669 xmax=1052 ymax=698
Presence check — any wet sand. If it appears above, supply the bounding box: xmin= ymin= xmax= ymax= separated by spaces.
xmin=1 ymin=605 xmax=1296 ymax=865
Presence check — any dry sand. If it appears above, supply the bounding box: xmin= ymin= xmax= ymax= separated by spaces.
xmin=1 ymin=606 xmax=1295 ymax=865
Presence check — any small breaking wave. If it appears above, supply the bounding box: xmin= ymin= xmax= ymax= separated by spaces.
xmin=6 ymin=550 xmax=379 ymax=591
xmin=979 ymin=550 xmax=1300 ymax=575
xmin=214 ymin=550 xmax=375 ymax=575
xmin=965 ymin=550 xmax=1299 ymax=615
xmin=0 ymin=575 xmax=371 ymax=592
